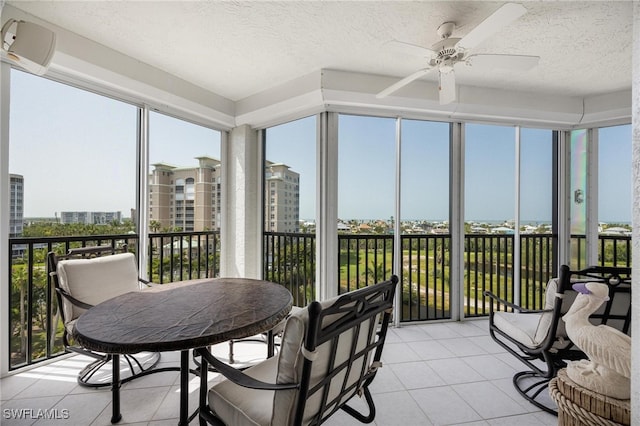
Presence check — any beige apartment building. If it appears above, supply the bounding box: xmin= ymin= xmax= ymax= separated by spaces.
xmin=150 ymin=158 xmax=300 ymax=233
xmin=265 ymin=162 xmax=300 ymax=233
xmin=149 ymin=156 xmax=221 ymax=232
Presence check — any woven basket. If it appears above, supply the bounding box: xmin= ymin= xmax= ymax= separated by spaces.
xmin=549 ymin=369 xmax=630 ymax=426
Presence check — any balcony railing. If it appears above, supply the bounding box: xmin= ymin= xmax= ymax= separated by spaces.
xmin=263 ymin=232 xmax=630 ymax=321
xmin=263 ymin=232 xmax=315 ymax=307
xmin=8 ymin=231 xmax=220 ymax=371
xmin=8 ymin=230 xmax=630 ymax=370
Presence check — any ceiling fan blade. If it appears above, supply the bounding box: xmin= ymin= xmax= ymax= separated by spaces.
xmin=456 ymin=3 xmax=527 ymax=50
xmin=467 ymin=54 xmax=539 ymax=71
xmin=385 ymin=39 xmax=436 ymax=58
xmin=376 ymin=68 xmax=434 ymax=98
xmin=439 ymin=70 xmax=456 ymax=105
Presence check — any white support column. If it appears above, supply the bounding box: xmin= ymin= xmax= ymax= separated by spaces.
xmin=585 ymin=128 xmax=599 ymax=266
xmin=316 ymin=112 xmax=339 ymax=301
xmin=630 ymin=2 xmax=639 ymax=422
xmin=513 ymin=126 xmax=521 ymax=304
xmin=393 ymin=117 xmax=402 ymax=327
xmin=137 ymin=106 xmax=150 ymax=278
xmin=0 ymin=62 xmax=10 ymax=377
xmin=450 ymin=122 xmax=464 ymax=321
xmin=220 ymin=124 xmax=262 ymax=279
xmin=557 ymin=130 xmax=571 ymax=267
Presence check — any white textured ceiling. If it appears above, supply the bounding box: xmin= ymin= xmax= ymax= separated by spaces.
xmin=6 ymin=1 xmax=634 ymax=102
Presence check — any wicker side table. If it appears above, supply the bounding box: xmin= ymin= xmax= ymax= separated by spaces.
xmin=549 ymin=369 xmax=630 ymax=426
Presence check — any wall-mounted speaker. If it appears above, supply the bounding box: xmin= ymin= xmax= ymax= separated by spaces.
xmin=1 ymin=19 xmax=56 ymax=76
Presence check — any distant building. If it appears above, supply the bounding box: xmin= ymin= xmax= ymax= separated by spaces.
xmin=149 ymin=157 xmax=299 ymax=233
xmin=60 ymin=211 xmax=122 ymax=225
xmin=9 ymin=174 xmax=24 ymax=237
xmin=265 ymin=162 xmax=300 ymax=233
xmin=149 ymin=156 xmax=221 ymax=232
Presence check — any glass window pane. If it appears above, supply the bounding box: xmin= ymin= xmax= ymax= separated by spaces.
xmin=264 ymin=116 xmax=316 ymax=232
xmin=400 ymin=119 xmax=450 ymax=321
xmin=148 ymin=111 xmax=221 ymax=233
xmin=598 ymin=124 xmax=631 ymax=267
xmin=9 ymin=71 xmax=137 ymax=229
xmin=148 ymin=111 xmax=222 ymax=282
xmin=338 ymin=115 xmax=395 ymax=223
xmin=8 ymin=70 xmax=137 ymax=369
xmin=465 ymin=124 xmax=516 ymax=225
xmin=519 ymin=128 xmax=554 ymax=309
xmin=520 ymin=129 xmax=553 ymax=225
xmin=464 ymin=123 xmax=515 ymax=317
xmin=569 ymin=129 xmax=588 ymax=269
xmin=263 ymin=116 xmax=317 ymax=306
xmin=338 ymin=114 xmax=395 ymax=293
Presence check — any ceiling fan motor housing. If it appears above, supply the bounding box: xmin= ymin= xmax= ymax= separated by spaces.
xmin=432 ymin=37 xmax=464 ymax=67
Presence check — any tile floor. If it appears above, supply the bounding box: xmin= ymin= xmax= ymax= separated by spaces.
xmin=1 ymin=319 xmax=558 ymax=426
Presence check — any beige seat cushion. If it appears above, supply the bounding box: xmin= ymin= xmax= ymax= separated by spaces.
xmin=209 ymin=356 xmax=278 ymax=426
xmin=494 ymin=311 xmax=544 ymax=348
xmin=493 ymin=278 xmax=577 ymax=350
xmin=57 ymin=252 xmax=140 ymax=322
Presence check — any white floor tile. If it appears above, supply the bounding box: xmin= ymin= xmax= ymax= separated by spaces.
xmin=439 ymin=337 xmax=488 ymax=357
xmin=37 ymin=392 xmax=111 ymax=426
xmin=390 ymin=361 xmax=446 ymax=389
xmin=92 ymin=386 xmax=168 ymax=425
xmin=407 ymin=340 xmax=455 ymax=361
xmin=1 ymin=396 xmax=64 ymax=426
xmin=487 ymin=412 xmax=556 ymax=425
xmin=374 ymin=390 xmax=434 ymax=426
xmin=368 ymin=364 xmax=405 ymax=394
xmin=393 ymin=325 xmax=431 ymax=342
xmin=421 ymin=323 xmax=462 ymax=339
xmin=443 ymin=321 xmax=488 ymax=337
xmin=0 ymin=320 xmax=560 ymax=426
xmin=466 ymin=335 xmax=507 ymax=354
xmin=461 ymin=354 xmax=517 ymax=380
xmin=451 ymin=381 xmax=526 ymax=419
xmin=410 ymin=386 xmax=482 ymax=425
xmin=381 ymin=342 xmax=422 ymax=364
xmin=426 ymin=358 xmax=485 ymax=385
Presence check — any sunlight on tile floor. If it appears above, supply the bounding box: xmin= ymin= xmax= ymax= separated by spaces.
xmin=1 ymin=319 xmax=558 ymax=425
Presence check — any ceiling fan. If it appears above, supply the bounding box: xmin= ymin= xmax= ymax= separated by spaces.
xmin=376 ymin=3 xmax=539 ymax=105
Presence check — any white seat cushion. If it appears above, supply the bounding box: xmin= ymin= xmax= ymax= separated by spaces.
xmin=209 ymin=356 xmax=277 ymax=426
xmin=57 ymin=252 xmax=140 ymax=321
xmin=493 ymin=311 xmax=544 ymax=349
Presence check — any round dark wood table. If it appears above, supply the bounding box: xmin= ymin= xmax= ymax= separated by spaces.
xmin=73 ymin=277 xmax=293 ymax=425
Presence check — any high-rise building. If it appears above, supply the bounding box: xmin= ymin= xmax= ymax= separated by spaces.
xmin=149 ymin=157 xmax=300 ymax=233
xmin=60 ymin=211 xmax=122 ymax=224
xmin=265 ymin=162 xmax=300 ymax=233
xmin=149 ymin=156 xmax=221 ymax=232
xmin=9 ymin=174 xmax=24 ymax=237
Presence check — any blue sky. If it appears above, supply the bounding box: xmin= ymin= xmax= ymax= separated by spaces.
xmin=8 ymin=69 xmax=632 ymax=224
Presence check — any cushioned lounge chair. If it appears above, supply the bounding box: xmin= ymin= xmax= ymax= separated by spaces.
xmin=196 ymin=276 xmax=398 ymax=426
xmin=485 ymin=264 xmax=631 ymax=414
xmin=48 ymin=245 xmax=173 ymax=387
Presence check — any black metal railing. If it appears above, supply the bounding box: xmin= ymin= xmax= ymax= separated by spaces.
xmin=338 ymin=234 xmax=394 ymax=293
xmin=263 ymin=232 xmax=632 ymax=322
xmin=8 ymin=230 xmax=630 ymax=369
xmin=147 ymin=231 xmax=220 ymax=283
xmin=8 ymin=231 xmax=220 ymax=371
xmin=400 ymin=234 xmax=450 ymax=321
xmin=263 ymin=232 xmax=315 ymax=307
